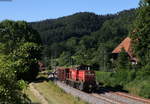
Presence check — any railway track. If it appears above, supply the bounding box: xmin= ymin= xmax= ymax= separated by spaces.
xmin=54 ymin=80 xmax=150 ymax=104
xmin=114 ymin=92 xmax=150 ymax=104
xmin=55 ymin=81 xmax=111 ymax=104
xmin=91 ymin=93 xmax=126 ymax=104
xmin=98 ymin=88 xmax=150 ymax=104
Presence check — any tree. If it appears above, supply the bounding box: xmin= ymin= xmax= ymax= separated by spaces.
xmin=11 ymin=42 xmax=42 ymax=81
xmin=57 ymin=52 xmax=72 ymax=66
xmin=115 ymin=48 xmax=131 ymax=70
xmin=0 ymin=20 xmax=42 ymax=103
xmin=65 ymin=37 xmax=78 ymax=54
xmin=0 ymin=20 xmax=41 ymax=54
xmin=131 ymin=0 xmax=150 ymax=66
xmin=0 ymin=54 xmax=30 ymax=104
xmin=92 ymin=43 xmax=109 ymax=71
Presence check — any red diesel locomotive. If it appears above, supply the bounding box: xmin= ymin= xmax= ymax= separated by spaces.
xmin=56 ymin=65 xmax=97 ymax=92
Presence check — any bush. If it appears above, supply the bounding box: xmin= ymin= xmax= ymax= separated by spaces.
xmin=96 ymin=70 xmax=150 ymax=98
xmin=139 ymin=82 xmax=150 ymax=98
xmin=125 ymin=80 xmax=150 ymax=98
xmin=113 ymin=70 xmax=136 ymax=86
xmin=96 ymin=71 xmax=113 ymax=86
xmin=96 ymin=70 xmax=136 ymax=87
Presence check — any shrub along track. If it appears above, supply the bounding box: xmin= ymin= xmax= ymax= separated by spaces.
xmin=55 ymin=80 xmax=150 ymax=104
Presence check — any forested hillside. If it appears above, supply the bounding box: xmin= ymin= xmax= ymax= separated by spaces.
xmin=30 ymin=0 xmax=150 ymax=98
xmin=31 ymin=12 xmax=113 ymax=44
xmin=31 ymin=9 xmax=137 ymax=70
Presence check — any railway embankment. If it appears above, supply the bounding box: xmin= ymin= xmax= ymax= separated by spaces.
xmin=55 ymin=80 xmax=150 ymax=104
xmin=27 ymin=80 xmax=87 ymax=104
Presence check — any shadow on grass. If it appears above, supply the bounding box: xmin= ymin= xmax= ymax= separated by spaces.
xmin=32 ymin=76 xmax=57 ymax=84
xmin=33 ymin=76 xmax=49 ymax=83
xmin=96 ymin=83 xmax=128 ymax=94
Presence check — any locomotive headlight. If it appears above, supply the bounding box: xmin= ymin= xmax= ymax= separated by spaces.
xmin=85 ymin=71 xmax=90 ymax=75
xmin=89 ymin=84 xmax=92 ymax=88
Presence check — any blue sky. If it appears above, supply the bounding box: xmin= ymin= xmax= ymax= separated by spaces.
xmin=0 ymin=0 xmax=139 ymax=22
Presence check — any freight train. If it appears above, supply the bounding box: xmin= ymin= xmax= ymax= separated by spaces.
xmin=56 ymin=65 xmax=97 ymax=92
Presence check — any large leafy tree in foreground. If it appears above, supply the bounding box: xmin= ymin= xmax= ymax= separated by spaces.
xmin=0 ymin=20 xmax=42 ymax=80
xmin=0 ymin=20 xmax=42 ymax=103
xmin=0 ymin=54 xmax=30 ymax=104
xmin=0 ymin=20 xmax=41 ymax=54
xmin=131 ymin=0 xmax=150 ymax=66
xmin=11 ymin=42 xmax=42 ymax=81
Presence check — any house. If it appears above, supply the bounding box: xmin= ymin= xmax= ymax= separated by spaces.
xmin=112 ymin=37 xmax=137 ymax=64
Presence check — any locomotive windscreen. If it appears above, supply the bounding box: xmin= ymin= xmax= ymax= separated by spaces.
xmin=76 ymin=65 xmax=91 ymax=70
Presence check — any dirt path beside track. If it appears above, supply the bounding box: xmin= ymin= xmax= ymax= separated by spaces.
xmin=29 ymin=83 xmax=49 ymax=104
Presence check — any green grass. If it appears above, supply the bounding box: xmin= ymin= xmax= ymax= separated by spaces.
xmin=24 ymin=87 xmax=41 ymax=103
xmin=32 ymin=81 xmax=88 ymax=104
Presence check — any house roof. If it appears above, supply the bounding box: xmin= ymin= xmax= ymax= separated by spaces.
xmin=112 ymin=37 xmax=132 ymax=57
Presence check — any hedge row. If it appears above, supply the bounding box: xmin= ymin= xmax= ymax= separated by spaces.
xmin=96 ymin=70 xmax=150 ymax=98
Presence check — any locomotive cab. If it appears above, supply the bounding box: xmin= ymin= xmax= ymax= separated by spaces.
xmin=75 ymin=65 xmax=96 ymax=92
xmin=76 ymin=65 xmax=95 ymax=82
xmin=76 ymin=65 xmax=91 ymax=70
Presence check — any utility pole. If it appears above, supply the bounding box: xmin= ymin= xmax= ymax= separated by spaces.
xmin=103 ymin=49 xmax=106 ymax=71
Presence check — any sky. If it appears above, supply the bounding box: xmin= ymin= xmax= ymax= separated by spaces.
xmin=0 ymin=0 xmax=139 ymax=22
